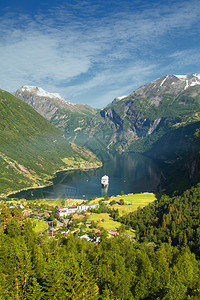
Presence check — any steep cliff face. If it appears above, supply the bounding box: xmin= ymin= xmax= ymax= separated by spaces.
xmin=143 ymin=121 xmax=200 ymax=194
xmin=68 ymin=74 xmax=200 ymax=153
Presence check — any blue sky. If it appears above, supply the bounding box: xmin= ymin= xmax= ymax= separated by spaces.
xmin=0 ymin=0 xmax=200 ymax=108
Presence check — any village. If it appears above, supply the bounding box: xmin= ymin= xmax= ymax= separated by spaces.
xmin=28 ymin=198 xmax=124 ymax=242
xmin=0 ymin=192 xmax=156 ymax=242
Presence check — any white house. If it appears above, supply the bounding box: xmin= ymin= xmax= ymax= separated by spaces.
xmin=56 ymin=203 xmax=99 ymax=217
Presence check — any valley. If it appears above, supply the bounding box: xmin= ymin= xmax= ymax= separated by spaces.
xmin=1 ymin=73 xmax=200 ymax=299
xmin=13 ymin=73 xmax=200 ymax=195
xmin=8 ymin=152 xmax=162 ymax=200
xmin=1 ymin=0 xmax=200 ymax=297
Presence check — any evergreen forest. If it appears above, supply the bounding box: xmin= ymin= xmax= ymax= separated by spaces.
xmin=1 ymin=186 xmax=200 ymax=300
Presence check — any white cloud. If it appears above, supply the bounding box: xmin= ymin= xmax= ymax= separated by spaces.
xmin=169 ymin=49 xmax=200 ymax=67
xmin=0 ymin=28 xmax=92 ymax=90
xmin=0 ymin=0 xmax=200 ymax=106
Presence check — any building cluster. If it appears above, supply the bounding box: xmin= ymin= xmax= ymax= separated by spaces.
xmin=56 ymin=203 xmax=99 ymax=217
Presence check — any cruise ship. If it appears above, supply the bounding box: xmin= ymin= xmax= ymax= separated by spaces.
xmin=101 ymin=175 xmax=109 ymax=187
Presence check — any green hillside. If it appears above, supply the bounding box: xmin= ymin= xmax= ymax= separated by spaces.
xmin=0 ymin=89 xmax=101 ymax=195
xmin=120 ymin=184 xmax=200 ymax=257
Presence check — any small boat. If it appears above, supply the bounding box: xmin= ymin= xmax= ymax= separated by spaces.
xmin=101 ymin=175 xmax=109 ymax=187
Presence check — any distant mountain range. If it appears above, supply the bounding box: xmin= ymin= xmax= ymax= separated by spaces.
xmin=15 ymin=73 xmax=200 ymax=153
xmin=0 ymin=89 xmax=101 ymax=195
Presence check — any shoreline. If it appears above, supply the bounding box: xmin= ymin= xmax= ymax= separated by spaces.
xmin=6 ymin=162 xmax=103 ymax=199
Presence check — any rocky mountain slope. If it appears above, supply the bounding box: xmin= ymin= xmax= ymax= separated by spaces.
xmin=62 ymin=73 xmax=200 ymax=153
xmin=0 ymin=89 xmax=101 ymax=195
xmin=14 ymin=86 xmax=96 ymax=131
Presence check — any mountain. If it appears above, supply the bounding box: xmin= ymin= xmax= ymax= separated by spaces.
xmin=14 ymin=86 xmax=96 ymax=131
xmin=57 ymin=73 xmax=200 ymax=153
xmin=0 ymin=89 xmax=101 ymax=195
xmin=14 ymin=74 xmax=200 ymax=155
xmin=144 ymin=120 xmax=200 ymax=194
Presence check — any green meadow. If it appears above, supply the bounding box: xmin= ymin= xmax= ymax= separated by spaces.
xmin=86 ymin=193 xmax=156 ymax=233
xmin=31 ymin=219 xmax=48 ymax=234
xmin=90 ymin=192 xmax=156 ymax=216
xmin=87 ymin=213 xmax=121 ymax=231
xmin=110 ymin=193 xmax=156 ymax=216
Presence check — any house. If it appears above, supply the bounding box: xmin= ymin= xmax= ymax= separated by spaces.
xmin=80 ymin=234 xmax=92 ymax=242
xmin=56 ymin=207 xmax=68 ymax=217
xmin=56 ymin=203 xmax=99 ymax=217
xmin=68 ymin=206 xmax=78 ymax=214
xmin=87 ymin=203 xmax=99 ymax=210
xmin=77 ymin=204 xmax=89 ymax=212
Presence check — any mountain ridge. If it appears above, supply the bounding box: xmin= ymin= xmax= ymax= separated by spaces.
xmin=14 ymin=85 xmax=96 ymax=131
xmin=64 ymin=73 xmax=200 ymax=153
xmin=13 ymin=73 xmax=200 ymax=155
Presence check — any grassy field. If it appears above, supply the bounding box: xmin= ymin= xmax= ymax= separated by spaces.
xmin=87 ymin=213 xmax=121 ymax=231
xmin=90 ymin=193 xmax=156 ymax=216
xmin=28 ymin=198 xmax=83 ymax=207
xmin=86 ymin=193 xmax=156 ymax=233
xmin=31 ymin=219 xmax=48 ymax=234
xmin=110 ymin=193 xmax=156 ymax=216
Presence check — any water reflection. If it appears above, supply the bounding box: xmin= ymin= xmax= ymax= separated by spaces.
xmin=9 ymin=152 xmax=162 ymax=200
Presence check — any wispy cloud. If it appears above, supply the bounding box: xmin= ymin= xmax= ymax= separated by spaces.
xmin=169 ymin=49 xmax=200 ymax=67
xmin=0 ymin=0 xmax=200 ymax=107
xmin=58 ymin=63 xmax=156 ymax=107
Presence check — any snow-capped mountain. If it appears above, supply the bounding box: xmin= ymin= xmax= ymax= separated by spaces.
xmin=64 ymin=73 xmax=200 ymax=153
xmin=14 ymin=86 xmax=96 ymax=130
xmin=174 ymin=74 xmax=200 ymax=89
xmin=112 ymin=74 xmax=200 ymax=106
xmin=128 ymin=73 xmax=200 ymax=107
xmin=16 ymin=85 xmax=74 ymax=106
xmin=14 ymin=73 xmax=200 ymax=154
xmin=135 ymin=73 xmax=200 ymax=95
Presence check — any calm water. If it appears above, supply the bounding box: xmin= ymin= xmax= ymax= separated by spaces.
xmin=10 ymin=152 xmax=162 ymax=200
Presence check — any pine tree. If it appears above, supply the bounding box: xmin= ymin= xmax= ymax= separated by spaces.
xmin=26 ymin=277 xmax=43 ymax=300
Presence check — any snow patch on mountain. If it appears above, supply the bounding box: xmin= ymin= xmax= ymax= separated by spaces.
xmin=174 ymin=74 xmax=200 ymax=90
xmin=190 ymin=80 xmax=200 ymax=87
xmin=160 ymin=75 xmax=169 ymax=86
xmin=184 ymin=80 xmax=189 ymax=90
xmin=174 ymin=75 xmax=187 ymax=80
xmin=194 ymin=74 xmax=200 ymax=80
xmin=115 ymin=95 xmax=127 ymax=100
xmin=21 ymin=85 xmax=72 ymax=104
xmin=111 ymin=95 xmax=128 ymax=104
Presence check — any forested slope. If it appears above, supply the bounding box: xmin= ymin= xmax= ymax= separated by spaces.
xmin=0 ymin=208 xmax=199 ymax=300
xmin=0 ymin=89 xmax=101 ymax=194
xmin=120 ymin=184 xmax=200 ymax=258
